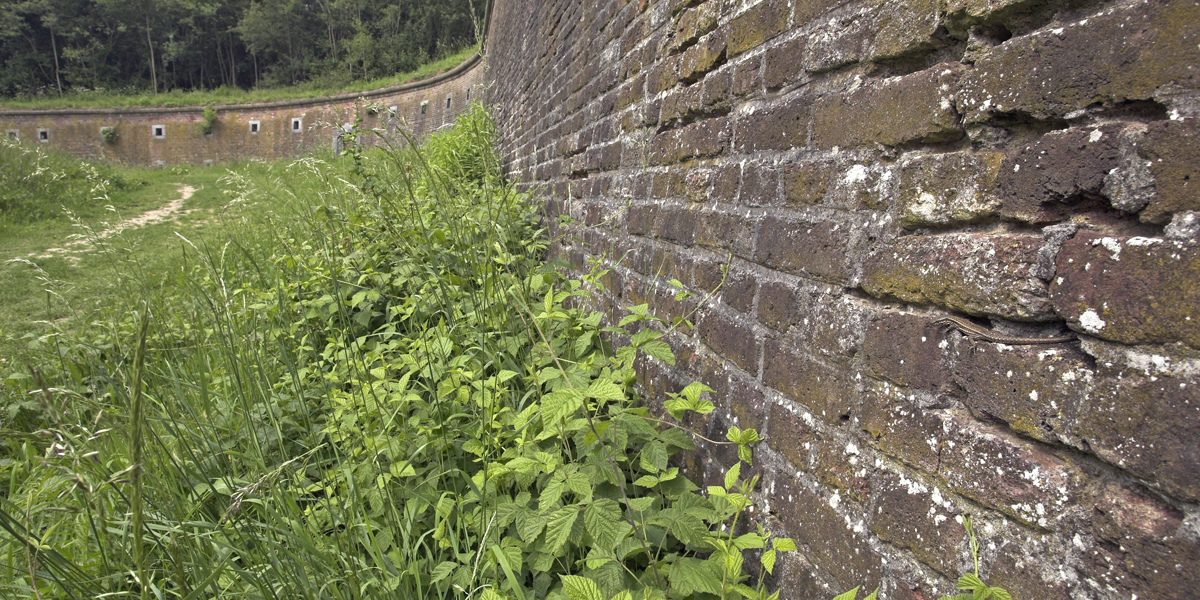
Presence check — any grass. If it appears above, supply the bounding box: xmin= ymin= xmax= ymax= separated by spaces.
xmin=0 ymin=106 xmax=799 ymax=600
xmin=0 ymin=151 xmax=266 ymax=367
xmin=0 ymin=45 xmax=479 ymax=110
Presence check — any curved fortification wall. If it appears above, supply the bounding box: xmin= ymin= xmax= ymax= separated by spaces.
xmin=0 ymin=55 xmax=485 ymax=165
xmin=486 ymin=0 xmax=1200 ymax=599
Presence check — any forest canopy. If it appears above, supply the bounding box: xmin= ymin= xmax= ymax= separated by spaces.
xmin=0 ymin=0 xmax=483 ymax=97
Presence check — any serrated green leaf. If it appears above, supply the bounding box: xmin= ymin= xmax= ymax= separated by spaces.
xmin=609 ymin=592 xmax=633 ymax=600
xmin=585 ymin=499 xmax=628 ymax=550
xmin=731 ymin=532 xmax=764 ymax=549
xmin=560 ymin=575 xmax=603 ymax=600
xmin=724 ymin=462 xmax=741 ymax=490
xmin=957 ymin=573 xmax=986 ymax=592
xmin=633 ymin=475 xmax=659 ymax=487
xmin=640 ymin=340 xmax=675 ymax=365
xmin=772 ymin=537 xmax=797 ymax=552
xmin=430 ymin=561 xmax=457 ymax=583
xmin=989 ymin=588 xmax=1013 ymax=600
xmin=640 ymin=440 xmax=668 ymax=473
xmin=516 ymin=509 xmax=545 ymax=542
xmin=480 ymin=589 xmax=506 ymax=600
xmin=544 ymin=505 xmax=579 ymax=555
xmin=668 ymin=556 xmax=724 ymax=596
xmin=540 ymin=472 xmax=566 ymax=513
xmin=762 ymin=549 xmax=776 ymax=575
xmin=542 ymin=388 xmax=584 ymax=424
xmin=587 ymin=378 xmax=625 ymax=401
xmin=831 ymin=587 xmax=861 ymax=600
xmin=627 ymin=497 xmax=654 ymax=512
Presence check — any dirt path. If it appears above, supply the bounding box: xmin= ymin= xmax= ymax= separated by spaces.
xmin=31 ymin=184 xmax=195 ymax=260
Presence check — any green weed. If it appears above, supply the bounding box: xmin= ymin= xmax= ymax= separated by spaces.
xmin=0 ymin=104 xmax=795 ymax=600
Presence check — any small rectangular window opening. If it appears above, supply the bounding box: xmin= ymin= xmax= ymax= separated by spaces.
xmin=420 ymin=101 xmax=428 ymax=115
xmin=249 ymin=120 xmax=260 ymax=134
xmin=466 ymin=88 xmax=470 ymax=101
xmin=37 ymin=129 xmax=49 ymax=142
xmin=7 ymin=129 xmax=20 ymax=140
xmin=291 ymin=117 xmax=302 ymax=132
xmin=152 ymin=125 xmax=165 ymax=139
xmin=446 ymin=96 xmax=452 ymax=109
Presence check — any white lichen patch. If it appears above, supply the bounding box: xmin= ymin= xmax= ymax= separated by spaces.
xmin=1079 ymin=309 xmax=1106 ymax=333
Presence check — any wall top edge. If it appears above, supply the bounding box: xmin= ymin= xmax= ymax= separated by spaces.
xmin=0 ymin=52 xmax=483 ymax=118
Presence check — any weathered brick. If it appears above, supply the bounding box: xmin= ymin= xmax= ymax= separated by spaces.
xmin=860 ymin=388 xmax=947 ymax=475
xmin=1075 ymin=343 xmax=1200 ymax=502
xmin=738 ymin=161 xmax=780 ymax=206
xmin=758 ymin=280 xmax=802 ymax=332
xmin=1084 ymin=482 xmax=1200 ymax=600
xmin=665 ymin=0 xmax=721 ymax=54
xmin=996 ymin=123 xmax=1124 ymax=223
xmin=650 ymin=117 xmax=730 ymax=164
xmin=695 ymin=258 xmax=756 ymax=313
xmin=1050 ymin=233 xmax=1200 ymax=349
xmin=732 ymin=56 xmax=761 ymax=96
xmin=696 ymin=209 xmax=757 ymax=258
xmin=755 ymin=215 xmax=853 ymax=285
xmin=763 ymin=340 xmax=855 ymax=424
xmin=862 ymin=233 xmax=1053 ymax=321
xmin=728 ymin=373 xmax=766 ymax=430
xmin=948 ymin=338 xmax=1093 ymax=446
xmin=734 ymin=93 xmax=812 ymax=152
xmin=862 ymin=312 xmax=950 ymax=392
xmin=870 ymin=471 xmax=966 ymax=577
xmin=867 ymin=0 xmax=942 ymax=61
xmin=793 ymin=0 xmax=846 ymax=27
xmin=768 ymin=475 xmax=883 ymax=592
xmin=727 ymin=0 xmax=790 ymax=57
xmin=1138 ymin=117 xmax=1200 ymax=224
xmin=803 ymin=289 xmax=864 ymax=362
xmin=764 ymin=37 xmax=807 ymax=89
xmin=938 ymin=418 xmax=1083 ymax=528
xmin=898 ymin=150 xmax=1004 ymax=229
xmin=679 ymin=31 xmax=727 ymax=83
xmin=782 ymin=159 xmax=833 ymax=205
xmin=802 ymin=15 xmax=867 ymax=74
xmin=812 ymin=65 xmax=962 ymax=149
xmin=956 ymin=1 xmax=1200 ymax=123
xmin=700 ymin=68 xmax=732 ymax=109
xmin=697 ymin=307 xmax=760 ymax=373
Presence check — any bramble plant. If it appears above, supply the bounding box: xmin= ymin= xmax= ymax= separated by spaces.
xmin=0 ymin=104 xmax=795 ymax=600
xmin=100 ymin=126 xmax=117 ymax=143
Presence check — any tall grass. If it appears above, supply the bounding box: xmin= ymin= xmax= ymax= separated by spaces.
xmin=0 ymin=138 xmax=133 ymax=225
xmin=0 ymin=104 xmax=787 ymax=600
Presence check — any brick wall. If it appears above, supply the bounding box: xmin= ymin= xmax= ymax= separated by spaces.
xmin=486 ymin=0 xmax=1200 ymax=598
xmin=0 ymin=55 xmax=484 ymax=166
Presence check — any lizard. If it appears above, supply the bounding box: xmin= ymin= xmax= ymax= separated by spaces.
xmin=933 ymin=316 xmax=1077 ymax=345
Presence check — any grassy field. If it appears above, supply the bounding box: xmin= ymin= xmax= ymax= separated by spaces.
xmin=0 ymin=46 xmax=478 ymax=110
xmin=0 ymin=157 xmax=271 ymax=366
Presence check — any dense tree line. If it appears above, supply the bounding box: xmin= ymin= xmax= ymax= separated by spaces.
xmin=0 ymin=0 xmax=482 ymax=96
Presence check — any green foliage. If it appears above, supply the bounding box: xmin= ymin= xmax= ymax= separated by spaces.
xmin=195 ymin=107 xmax=218 ymax=135
xmin=100 ymin=126 xmax=117 ymax=143
xmin=830 ymin=517 xmax=1015 ymax=600
xmin=0 ymin=105 xmax=796 ymax=600
xmin=0 ymin=137 xmax=128 ymax=224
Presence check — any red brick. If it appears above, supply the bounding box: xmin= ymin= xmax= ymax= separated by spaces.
xmin=812 ymin=65 xmax=962 ymax=149
xmin=763 ymin=340 xmax=854 ymax=425
xmin=862 ymin=233 xmax=1052 ymax=321
xmin=1050 ymin=233 xmax=1200 ymax=349
xmin=754 ymin=215 xmax=853 ymax=285
xmin=956 ymin=1 xmax=1200 ymax=123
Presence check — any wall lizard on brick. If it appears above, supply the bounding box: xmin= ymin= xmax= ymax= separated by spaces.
xmin=933 ymin=316 xmax=1077 ymax=345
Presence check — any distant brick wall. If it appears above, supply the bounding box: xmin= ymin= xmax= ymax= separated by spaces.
xmin=0 ymin=55 xmax=484 ymax=166
xmin=486 ymin=0 xmax=1200 ymax=598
